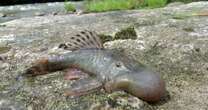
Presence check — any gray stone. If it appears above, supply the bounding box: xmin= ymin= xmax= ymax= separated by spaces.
xmin=0 ymin=1 xmax=84 ymax=23
xmin=0 ymin=1 xmax=208 ymax=110
xmin=166 ymin=2 xmax=184 ymax=7
xmin=0 ymin=13 xmax=6 ymax=17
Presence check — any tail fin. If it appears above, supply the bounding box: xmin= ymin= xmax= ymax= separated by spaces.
xmin=23 ymin=57 xmax=68 ymax=77
xmin=22 ymin=58 xmax=51 ymax=77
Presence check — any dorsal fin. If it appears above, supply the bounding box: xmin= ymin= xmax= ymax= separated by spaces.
xmin=59 ymin=30 xmax=103 ymax=51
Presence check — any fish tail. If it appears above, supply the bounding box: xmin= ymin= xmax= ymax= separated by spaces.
xmin=22 ymin=55 xmax=73 ymax=77
xmin=22 ymin=58 xmax=51 ymax=77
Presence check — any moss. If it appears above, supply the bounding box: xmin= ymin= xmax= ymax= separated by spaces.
xmin=98 ymin=34 xmax=113 ymax=43
xmin=0 ymin=84 xmax=6 ymax=91
xmin=98 ymin=26 xmax=137 ymax=44
xmin=0 ymin=46 xmax=11 ymax=54
xmin=171 ymin=12 xmax=201 ymax=19
xmin=183 ymin=27 xmax=195 ymax=32
xmin=64 ymin=2 xmax=76 ymax=12
xmin=114 ymin=26 xmax=137 ymax=40
xmin=172 ymin=13 xmax=192 ymax=19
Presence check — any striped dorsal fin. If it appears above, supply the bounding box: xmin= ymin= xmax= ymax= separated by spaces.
xmin=59 ymin=30 xmax=103 ymax=51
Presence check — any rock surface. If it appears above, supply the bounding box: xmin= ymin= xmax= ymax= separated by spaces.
xmin=0 ymin=1 xmax=84 ymax=23
xmin=0 ymin=1 xmax=208 ymax=110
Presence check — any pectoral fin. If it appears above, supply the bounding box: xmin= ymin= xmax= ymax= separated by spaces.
xmin=64 ymin=78 xmax=102 ymax=97
xmin=64 ymin=68 xmax=88 ymax=80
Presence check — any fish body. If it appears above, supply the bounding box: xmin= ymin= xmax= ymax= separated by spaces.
xmin=23 ymin=30 xmax=165 ymax=102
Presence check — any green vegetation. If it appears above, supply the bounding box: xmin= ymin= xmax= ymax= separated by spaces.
xmin=64 ymin=1 xmax=76 ymax=12
xmin=145 ymin=0 xmax=167 ymax=8
xmin=64 ymin=0 xmax=204 ymax=13
xmin=85 ymin=0 xmax=168 ymax=12
xmin=85 ymin=0 xmax=143 ymax=12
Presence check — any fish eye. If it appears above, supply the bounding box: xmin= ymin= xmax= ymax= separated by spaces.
xmin=115 ymin=62 xmax=123 ymax=68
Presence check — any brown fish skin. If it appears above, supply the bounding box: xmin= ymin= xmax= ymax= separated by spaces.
xmin=23 ymin=49 xmax=165 ymax=102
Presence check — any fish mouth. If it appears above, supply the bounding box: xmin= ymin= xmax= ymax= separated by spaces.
xmin=106 ymin=69 xmax=166 ymax=102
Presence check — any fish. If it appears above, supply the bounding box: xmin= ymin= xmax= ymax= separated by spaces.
xmin=22 ymin=30 xmax=166 ymax=102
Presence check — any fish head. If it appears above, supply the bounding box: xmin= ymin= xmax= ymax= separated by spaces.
xmin=104 ymin=52 xmax=166 ymax=102
xmin=105 ymin=69 xmax=166 ymax=102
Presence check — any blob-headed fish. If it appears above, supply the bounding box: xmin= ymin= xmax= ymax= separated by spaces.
xmin=23 ymin=30 xmax=165 ymax=102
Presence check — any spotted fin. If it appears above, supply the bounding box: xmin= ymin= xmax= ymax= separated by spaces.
xmin=59 ymin=30 xmax=103 ymax=51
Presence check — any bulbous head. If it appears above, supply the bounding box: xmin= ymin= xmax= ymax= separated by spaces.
xmin=105 ymin=69 xmax=165 ymax=102
xmin=103 ymin=51 xmax=166 ymax=102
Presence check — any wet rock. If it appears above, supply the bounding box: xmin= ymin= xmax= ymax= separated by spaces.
xmin=0 ymin=98 xmax=25 ymax=110
xmin=0 ymin=13 xmax=7 ymax=17
xmin=52 ymin=12 xmax=58 ymax=15
xmin=0 ymin=1 xmax=208 ymax=110
xmin=166 ymin=2 xmax=184 ymax=7
xmin=34 ymin=12 xmax=46 ymax=16
xmin=0 ymin=1 xmax=84 ymax=23
xmin=106 ymin=92 xmax=153 ymax=110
